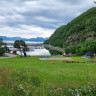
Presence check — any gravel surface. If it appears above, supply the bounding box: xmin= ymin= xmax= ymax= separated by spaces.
xmin=0 ymin=53 xmax=17 ymax=59
xmin=39 ymin=57 xmax=72 ymax=60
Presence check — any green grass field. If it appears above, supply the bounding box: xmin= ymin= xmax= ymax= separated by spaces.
xmin=0 ymin=56 xmax=96 ymax=95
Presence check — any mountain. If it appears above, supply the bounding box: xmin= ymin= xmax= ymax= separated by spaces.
xmin=44 ymin=7 xmax=96 ymax=48
xmin=0 ymin=36 xmax=48 ymax=42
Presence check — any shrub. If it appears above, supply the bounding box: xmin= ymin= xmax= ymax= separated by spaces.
xmin=0 ymin=47 xmax=4 ymax=56
xmin=65 ymin=46 xmax=71 ymax=54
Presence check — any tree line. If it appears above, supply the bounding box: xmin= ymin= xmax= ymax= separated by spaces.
xmin=65 ymin=40 xmax=96 ymax=56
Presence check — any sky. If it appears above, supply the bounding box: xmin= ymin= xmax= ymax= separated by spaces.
xmin=0 ymin=0 xmax=95 ymax=38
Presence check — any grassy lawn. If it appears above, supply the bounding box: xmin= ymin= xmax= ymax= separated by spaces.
xmin=0 ymin=56 xmax=96 ymax=85
xmin=0 ymin=56 xmax=8 ymax=57
xmin=0 ymin=56 xmax=96 ymax=95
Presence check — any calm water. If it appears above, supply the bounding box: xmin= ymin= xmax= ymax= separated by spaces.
xmin=5 ymin=41 xmax=51 ymax=56
xmin=5 ymin=41 xmax=61 ymax=56
xmin=17 ymin=48 xmax=51 ymax=56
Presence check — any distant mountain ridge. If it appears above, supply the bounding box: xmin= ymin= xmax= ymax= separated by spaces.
xmin=0 ymin=36 xmax=48 ymax=42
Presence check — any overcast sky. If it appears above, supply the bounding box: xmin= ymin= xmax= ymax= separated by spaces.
xmin=0 ymin=0 xmax=95 ymax=38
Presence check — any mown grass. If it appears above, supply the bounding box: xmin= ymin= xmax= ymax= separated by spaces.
xmin=0 ymin=56 xmax=8 ymax=57
xmin=0 ymin=56 xmax=96 ymax=95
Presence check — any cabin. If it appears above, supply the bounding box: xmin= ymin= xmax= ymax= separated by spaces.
xmin=85 ymin=52 xmax=94 ymax=58
xmin=13 ymin=51 xmax=17 ymax=54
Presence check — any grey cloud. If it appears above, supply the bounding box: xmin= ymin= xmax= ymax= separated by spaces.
xmin=0 ymin=0 xmax=95 ymax=38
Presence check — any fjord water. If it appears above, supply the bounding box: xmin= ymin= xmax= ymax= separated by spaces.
xmin=17 ymin=48 xmax=51 ymax=56
xmin=5 ymin=41 xmax=62 ymax=56
xmin=5 ymin=41 xmax=51 ymax=56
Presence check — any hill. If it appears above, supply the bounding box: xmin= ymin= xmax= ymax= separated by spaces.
xmin=44 ymin=7 xmax=96 ymax=48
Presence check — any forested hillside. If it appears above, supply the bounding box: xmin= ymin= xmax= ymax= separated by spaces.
xmin=44 ymin=7 xmax=96 ymax=48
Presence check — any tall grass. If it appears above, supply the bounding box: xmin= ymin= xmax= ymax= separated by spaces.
xmin=0 ymin=67 xmax=96 ymax=96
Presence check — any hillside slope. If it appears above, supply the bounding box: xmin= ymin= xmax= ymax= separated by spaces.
xmin=44 ymin=7 xmax=96 ymax=48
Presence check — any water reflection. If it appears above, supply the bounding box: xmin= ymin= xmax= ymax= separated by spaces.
xmin=7 ymin=42 xmax=62 ymax=56
xmin=17 ymin=48 xmax=51 ymax=56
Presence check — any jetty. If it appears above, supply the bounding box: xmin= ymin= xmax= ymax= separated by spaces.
xmin=44 ymin=44 xmax=65 ymax=53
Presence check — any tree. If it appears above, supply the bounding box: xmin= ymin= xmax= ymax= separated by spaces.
xmin=3 ymin=43 xmax=10 ymax=53
xmin=13 ymin=40 xmax=29 ymax=56
xmin=0 ymin=38 xmax=10 ymax=56
xmin=70 ymin=46 xmax=76 ymax=54
xmin=0 ymin=47 xmax=4 ymax=56
xmin=65 ymin=46 xmax=71 ymax=54
xmin=0 ymin=38 xmax=3 ymax=46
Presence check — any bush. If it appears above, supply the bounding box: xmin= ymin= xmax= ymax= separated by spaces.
xmin=0 ymin=47 xmax=4 ymax=56
xmin=65 ymin=40 xmax=96 ymax=56
xmin=0 ymin=38 xmax=10 ymax=56
xmin=70 ymin=46 xmax=76 ymax=54
xmin=65 ymin=46 xmax=71 ymax=54
xmin=75 ymin=45 xmax=86 ymax=56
